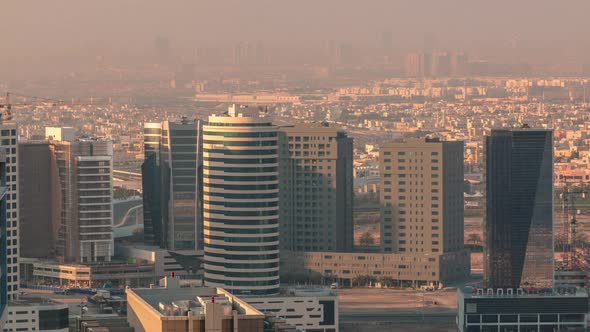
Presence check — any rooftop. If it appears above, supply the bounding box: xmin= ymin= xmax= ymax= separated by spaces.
xmin=127 ymin=277 xmax=264 ymax=318
xmin=9 ymin=296 xmax=68 ymax=308
xmin=460 ymin=286 xmax=588 ymax=299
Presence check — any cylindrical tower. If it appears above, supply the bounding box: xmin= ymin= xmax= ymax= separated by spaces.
xmin=203 ymin=105 xmax=279 ymax=295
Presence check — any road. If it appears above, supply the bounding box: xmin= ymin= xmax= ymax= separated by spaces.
xmin=337 ymin=287 xmax=458 ymax=331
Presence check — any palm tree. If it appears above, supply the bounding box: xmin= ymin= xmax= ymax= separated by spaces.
xmin=467 ymin=233 xmax=482 ymax=246
xmin=359 ymin=232 xmax=375 ymax=246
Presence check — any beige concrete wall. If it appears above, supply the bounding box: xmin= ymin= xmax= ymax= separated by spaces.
xmin=126 ymin=289 xmax=163 ymax=332
xmin=300 ymin=250 xmax=470 ymax=286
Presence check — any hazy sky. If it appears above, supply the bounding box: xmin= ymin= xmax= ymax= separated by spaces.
xmin=2 ymin=0 xmax=590 ymax=79
xmin=3 ymin=1 xmax=589 ymax=51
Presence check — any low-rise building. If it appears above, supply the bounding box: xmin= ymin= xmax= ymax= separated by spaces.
xmin=21 ymin=258 xmax=155 ymax=289
xmin=126 ymin=277 xmax=286 ymax=332
xmin=457 ymin=287 xmax=589 ymax=332
xmin=4 ymin=298 xmax=68 ymax=332
xmin=298 ymin=250 xmax=470 ymax=288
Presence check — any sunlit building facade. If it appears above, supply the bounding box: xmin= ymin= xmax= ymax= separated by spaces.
xmin=203 ymin=105 xmax=280 ymax=295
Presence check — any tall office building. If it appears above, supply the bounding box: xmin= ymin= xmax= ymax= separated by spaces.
xmin=484 ymin=128 xmax=554 ymax=289
xmin=380 ymin=138 xmax=464 ymax=254
xmin=278 ymin=124 xmax=353 ymax=252
xmin=0 ymin=124 xmax=19 ymax=300
xmin=431 ymin=52 xmax=451 ymax=78
xmin=142 ymin=123 xmax=163 ymax=247
xmin=51 ymin=137 xmax=114 ymax=263
xmin=0 ymin=150 xmax=9 ymax=324
xmin=142 ymin=119 xmax=202 ymax=250
xmin=405 ymin=52 xmax=433 ymax=78
xmin=18 ymin=141 xmax=60 ymax=259
xmin=203 ymin=105 xmax=280 ymax=295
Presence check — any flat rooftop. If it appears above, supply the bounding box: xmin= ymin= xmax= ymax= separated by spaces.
xmin=128 ymin=278 xmax=264 ymax=318
xmin=9 ymin=296 xmax=68 ymax=307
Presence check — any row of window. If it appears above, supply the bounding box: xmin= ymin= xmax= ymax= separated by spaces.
xmin=383 ymin=151 xmax=439 ymax=156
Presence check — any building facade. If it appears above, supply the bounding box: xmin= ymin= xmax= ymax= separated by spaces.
xmin=52 ymin=138 xmax=114 ymax=263
xmin=457 ymin=287 xmax=588 ymax=332
xmin=380 ymin=138 xmax=464 ymax=255
xmin=18 ymin=142 xmax=60 ymax=259
xmin=0 ymin=124 xmax=19 ymax=300
xmin=278 ymin=124 xmax=353 ymax=252
xmin=484 ymin=128 xmax=554 ymax=289
xmin=3 ymin=300 xmax=68 ymax=332
xmin=298 ymin=250 xmax=469 ymax=288
xmin=141 ymin=123 xmax=163 ymax=247
xmin=142 ymin=119 xmax=202 ymax=251
xmin=0 ymin=150 xmax=9 ymax=326
xmin=203 ymin=105 xmax=280 ymax=295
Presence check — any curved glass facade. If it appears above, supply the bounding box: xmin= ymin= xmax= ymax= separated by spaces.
xmin=203 ymin=111 xmax=279 ymax=295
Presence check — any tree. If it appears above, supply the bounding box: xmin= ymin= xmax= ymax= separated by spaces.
xmin=467 ymin=233 xmax=482 ymax=246
xmin=359 ymin=232 xmax=375 ymax=246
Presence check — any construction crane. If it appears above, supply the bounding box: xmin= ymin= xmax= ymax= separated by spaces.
xmin=560 ymin=187 xmax=588 ymax=269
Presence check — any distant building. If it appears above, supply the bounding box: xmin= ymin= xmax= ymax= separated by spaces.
xmin=457 ymin=287 xmax=588 ymax=332
xmin=484 ymin=128 xmax=554 ymax=289
xmin=203 ymin=105 xmax=280 ymax=295
xmin=405 ymin=52 xmax=432 ymax=78
xmin=126 ymin=277 xmax=269 ymax=332
xmin=379 ymin=138 xmax=465 ymax=255
xmin=142 ymin=119 xmax=203 ymax=251
xmin=431 ymin=52 xmax=451 ymax=78
xmin=45 ymin=126 xmax=75 ymax=141
xmin=278 ymin=124 xmax=354 ymax=252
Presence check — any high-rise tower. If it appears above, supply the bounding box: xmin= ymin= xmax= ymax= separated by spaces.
xmin=203 ymin=105 xmax=280 ymax=295
xmin=484 ymin=128 xmax=554 ymax=289
xmin=380 ymin=138 xmax=464 ymax=254
xmin=0 ymin=124 xmax=19 ymax=300
xmin=278 ymin=124 xmax=353 ymax=252
xmin=142 ymin=119 xmax=202 ymax=250
xmin=49 ymin=134 xmax=114 ymax=263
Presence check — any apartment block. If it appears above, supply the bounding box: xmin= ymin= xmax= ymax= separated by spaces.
xmin=380 ymin=138 xmax=464 ymax=254
xmin=279 ymin=124 xmax=353 ymax=252
xmin=52 ymin=138 xmax=114 ymax=263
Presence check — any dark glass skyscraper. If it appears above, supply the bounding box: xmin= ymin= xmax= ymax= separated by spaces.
xmin=142 ymin=119 xmax=203 ymax=250
xmin=484 ymin=128 xmax=554 ymax=289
